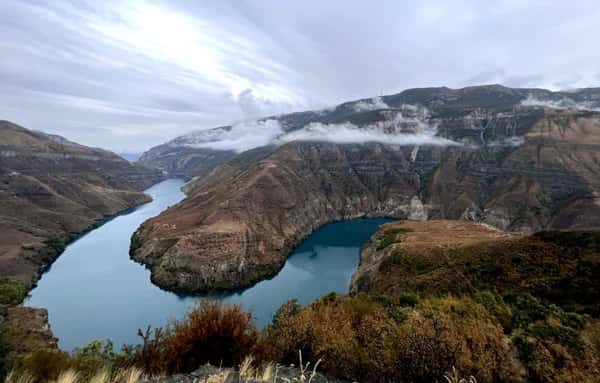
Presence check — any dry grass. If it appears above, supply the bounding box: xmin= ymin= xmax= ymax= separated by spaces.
xmin=113 ymin=368 xmax=146 ymax=383
xmin=52 ymin=370 xmax=79 ymax=383
xmin=5 ymin=367 xmax=147 ymax=383
xmin=444 ymin=367 xmax=477 ymax=383
xmin=4 ymin=371 xmax=35 ymax=383
xmin=88 ymin=368 xmax=110 ymax=383
xmin=238 ymin=355 xmax=279 ymax=383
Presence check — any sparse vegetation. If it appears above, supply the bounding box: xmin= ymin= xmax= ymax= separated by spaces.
xmin=0 ymin=279 xmax=28 ymax=305
xmin=376 ymin=227 xmax=412 ymax=250
xmin=257 ymin=294 xmax=517 ymax=382
xmin=367 ymin=230 xmax=600 ymax=315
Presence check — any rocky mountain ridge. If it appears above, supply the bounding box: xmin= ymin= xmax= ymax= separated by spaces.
xmin=139 ymin=85 xmax=600 ymax=178
xmin=131 ymin=85 xmax=600 ymax=293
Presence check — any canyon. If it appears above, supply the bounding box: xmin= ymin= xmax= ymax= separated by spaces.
xmin=0 ymin=121 xmax=163 ymax=354
xmin=132 ymin=85 xmax=600 ymax=293
xmin=0 ymin=121 xmax=164 ymax=290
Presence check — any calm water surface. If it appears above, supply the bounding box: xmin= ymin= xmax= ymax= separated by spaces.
xmin=26 ymin=179 xmax=390 ymax=350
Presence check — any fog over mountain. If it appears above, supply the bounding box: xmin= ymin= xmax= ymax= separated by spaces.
xmin=1 ymin=1 xmax=599 ymax=152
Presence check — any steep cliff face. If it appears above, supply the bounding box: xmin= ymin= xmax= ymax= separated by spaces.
xmin=0 ymin=121 xmax=164 ymax=289
xmin=131 ymin=85 xmax=600 ymax=293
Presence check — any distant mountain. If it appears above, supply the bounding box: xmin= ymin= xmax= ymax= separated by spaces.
xmin=131 ymin=85 xmax=600 ymax=294
xmin=139 ymin=85 xmax=600 ymax=179
xmin=118 ymin=152 xmax=144 ymax=162
xmin=0 ymin=121 xmax=164 ymax=290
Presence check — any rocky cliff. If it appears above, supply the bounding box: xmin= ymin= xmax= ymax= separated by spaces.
xmin=0 ymin=120 xmax=164 ymax=291
xmin=131 ymin=85 xmax=600 ymax=293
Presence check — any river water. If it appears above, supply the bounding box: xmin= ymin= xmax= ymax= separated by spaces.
xmin=26 ymin=179 xmax=390 ymax=350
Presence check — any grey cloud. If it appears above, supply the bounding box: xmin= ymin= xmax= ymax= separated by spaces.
xmin=0 ymin=0 xmax=599 ymax=152
xmin=503 ymin=74 xmax=545 ymax=88
xmin=462 ymin=69 xmax=506 ymax=86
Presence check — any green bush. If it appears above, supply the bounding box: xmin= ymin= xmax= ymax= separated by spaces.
xmin=44 ymin=237 xmax=67 ymax=253
xmin=13 ymin=339 xmax=121 ymax=383
xmin=0 ymin=279 xmax=28 ymax=305
xmin=377 ymin=228 xmax=412 ymax=250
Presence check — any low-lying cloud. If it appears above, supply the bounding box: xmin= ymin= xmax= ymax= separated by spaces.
xmin=352 ymin=97 xmax=389 ymax=112
xmin=176 ymin=109 xmax=460 ymax=153
xmin=521 ymin=96 xmax=600 ymax=112
xmin=177 ymin=119 xmax=284 ymax=153
xmin=278 ymin=121 xmax=459 ymax=146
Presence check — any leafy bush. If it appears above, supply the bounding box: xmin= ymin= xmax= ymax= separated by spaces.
xmin=12 ymin=339 xmax=121 ymax=383
xmin=377 ymin=227 xmax=412 ymax=250
xmin=44 ymin=237 xmax=67 ymax=253
xmin=0 ymin=279 xmax=28 ymax=305
xmin=475 ymin=290 xmax=512 ymax=330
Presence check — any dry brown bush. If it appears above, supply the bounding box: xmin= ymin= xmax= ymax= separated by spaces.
xmin=126 ymin=300 xmax=257 ymax=375
xmin=258 ymin=295 xmax=523 ymax=383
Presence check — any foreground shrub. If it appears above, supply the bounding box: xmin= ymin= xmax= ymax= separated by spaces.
xmin=12 ymin=340 xmax=119 ymax=383
xmin=258 ymin=295 xmax=520 ymax=382
xmin=124 ymin=300 xmax=258 ymax=374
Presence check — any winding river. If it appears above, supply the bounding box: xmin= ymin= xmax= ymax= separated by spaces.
xmin=26 ymin=179 xmax=390 ymax=351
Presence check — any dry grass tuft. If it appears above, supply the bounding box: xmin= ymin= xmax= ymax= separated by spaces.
xmin=52 ymin=369 xmax=79 ymax=383
xmin=260 ymin=362 xmax=274 ymax=382
xmin=88 ymin=367 xmax=110 ymax=383
xmin=444 ymin=366 xmax=477 ymax=383
xmin=201 ymin=371 xmax=230 ymax=383
xmin=113 ymin=367 xmax=146 ymax=383
xmin=239 ymin=355 xmax=255 ymax=379
xmin=4 ymin=371 xmax=35 ymax=383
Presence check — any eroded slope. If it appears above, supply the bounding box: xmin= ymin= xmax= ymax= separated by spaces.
xmin=0 ymin=121 xmax=164 ymax=290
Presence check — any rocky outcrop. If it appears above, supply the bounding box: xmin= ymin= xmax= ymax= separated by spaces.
xmin=0 ymin=305 xmax=58 ymax=354
xmin=0 ymin=120 xmax=164 ymax=291
xmin=131 ymin=85 xmax=600 ymax=293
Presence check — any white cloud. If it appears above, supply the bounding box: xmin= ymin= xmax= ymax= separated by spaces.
xmin=179 ymin=119 xmax=284 ymax=153
xmin=521 ymin=95 xmax=600 ymax=112
xmin=176 ymin=108 xmax=460 ymax=153
xmin=279 ymin=121 xmax=458 ymax=146
xmin=233 ymin=89 xmax=295 ymax=119
xmin=352 ymin=97 xmax=389 ymax=112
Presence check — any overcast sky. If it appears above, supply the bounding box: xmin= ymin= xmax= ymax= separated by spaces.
xmin=1 ymin=0 xmax=599 ymax=152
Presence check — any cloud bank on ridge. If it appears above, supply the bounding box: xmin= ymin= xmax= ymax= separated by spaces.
xmin=180 ymin=108 xmax=460 ymax=153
